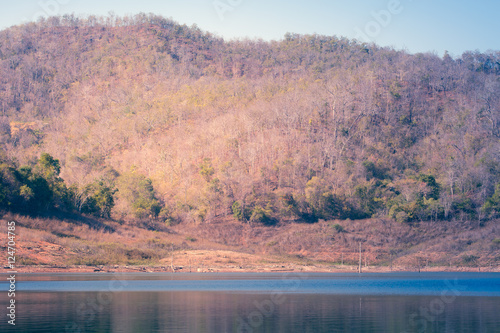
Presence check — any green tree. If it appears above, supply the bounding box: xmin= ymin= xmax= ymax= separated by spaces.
xmin=304 ymin=177 xmax=353 ymax=220
xmin=80 ymin=181 xmax=117 ymax=218
xmin=0 ymin=163 xmax=22 ymax=210
xmin=35 ymin=153 xmax=61 ymax=180
xmin=232 ymin=200 xmax=250 ymax=221
xmin=199 ymin=158 xmax=215 ymax=182
xmin=31 ymin=153 xmax=71 ymax=211
xmin=353 ymin=180 xmax=388 ymax=218
xmin=481 ymin=184 xmax=500 ymax=218
xmin=16 ymin=165 xmax=53 ymax=212
xmin=417 ymin=174 xmax=441 ymax=200
xmin=117 ymin=172 xmax=162 ymax=219
xmin=250 ymin=205 xmax=274 ymax=225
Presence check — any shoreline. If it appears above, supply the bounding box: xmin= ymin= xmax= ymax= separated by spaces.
xmin=4 ymin=264 xmax=498 ymax=274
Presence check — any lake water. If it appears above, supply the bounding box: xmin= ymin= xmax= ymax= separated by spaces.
xmin=1 ymin=272 xmax=499 ymax=332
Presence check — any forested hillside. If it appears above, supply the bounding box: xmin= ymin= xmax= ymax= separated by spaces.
xmin=1 ymin=13 xmax=499 ymax=226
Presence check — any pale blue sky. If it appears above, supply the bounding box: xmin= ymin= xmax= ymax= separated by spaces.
xmin=1 ymin=0 xmax=499 ymax=56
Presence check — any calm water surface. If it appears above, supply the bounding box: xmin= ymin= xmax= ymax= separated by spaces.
xmin=1 ymin=272 xmax=499 ymax=332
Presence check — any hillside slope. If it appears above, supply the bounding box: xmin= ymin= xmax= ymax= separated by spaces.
xmin=2 ymin=213 xmax=499 ymax=271
xmin=0 ymin=14 xmax=499 ymax=233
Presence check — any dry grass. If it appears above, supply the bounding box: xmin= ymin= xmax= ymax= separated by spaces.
xmin=170 ymin=217 xmax=500 ymax=269
xmin=1 ymin=212 xmax=499 ymax=271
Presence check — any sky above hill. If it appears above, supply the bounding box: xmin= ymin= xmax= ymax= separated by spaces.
xmin=1 ymin=0 xmax=499 ymax=56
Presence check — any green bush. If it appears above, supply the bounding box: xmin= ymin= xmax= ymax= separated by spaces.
xmin=482 ymin=184 xmax=500 ymax=219
xmin=332 ymin=223 xmax=345 ymax=233
xmin=250 ymin=205 xmax=274 ymax=225
xmin=232 ymin=200 xmax=251 ymax=221
xmin=277 ymin=192 xmax=300 ymax=219
xmin=231 ymin=201 xmax=242 ymax=220
xmin=185 ymin=236 xmax=197 ymax=242
xmin=452 ymin=196 xmax=476 ymax=219
xmin=304 ymin=177 xmax=365 ymax=221
xmin=395 ymin=211 xmax=410 ymax=223
xmin=462 ymin=255 xmax=479 ymax=265
xmin=362 ymin=161 xmax=390 ymax=180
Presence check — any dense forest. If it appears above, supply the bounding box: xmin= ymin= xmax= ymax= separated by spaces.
xmin=1 ymin=13 xmax=499 ymax=226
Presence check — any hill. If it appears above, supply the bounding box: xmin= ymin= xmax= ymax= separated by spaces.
xmin=0 ymin=14 xmax=499 ymax=270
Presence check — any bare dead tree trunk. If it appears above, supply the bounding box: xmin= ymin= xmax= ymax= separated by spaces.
xmin=358 ymin=242 xmax=362 ymax=274
xmin=170 ymin=244 xmax=175 ymax=273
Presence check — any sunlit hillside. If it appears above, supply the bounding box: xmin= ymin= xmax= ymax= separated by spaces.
xmin=1 ymin=13 xmax=499 ymax=228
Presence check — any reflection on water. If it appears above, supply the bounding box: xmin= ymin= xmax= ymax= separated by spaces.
xmin=10 ymin=292 xmax=500 ymax=332
xmin=1 ymin=273 xmax=499 ymax=332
